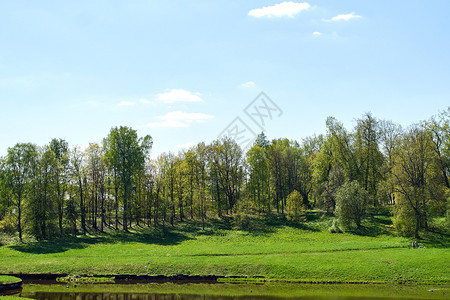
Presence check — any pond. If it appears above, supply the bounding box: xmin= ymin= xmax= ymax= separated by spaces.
xmin=5 ymin=282 xmax=450 ymax=300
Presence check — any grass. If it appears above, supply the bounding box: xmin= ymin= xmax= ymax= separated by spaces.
xmin=0 ymin=276 xmax=20 ymax=285
xmin=0 ymin=211 xmax=449 ymax=284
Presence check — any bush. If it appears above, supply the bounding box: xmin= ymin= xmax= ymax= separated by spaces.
xmin=328 ymin=219 xmax=343 ymax=233
xmin=286 ymin=190 xmax=306 ymax=222
xmin=0 ymin=213 xmax=17 ymax=235
xmin=393 ymin=193 xmax=417 ymax=236
xmin=335 ymin=181 xmax=368 ymax=229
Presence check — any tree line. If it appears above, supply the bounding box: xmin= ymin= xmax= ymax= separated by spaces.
xmin=0 ymin=109 xmax=449 ymax=240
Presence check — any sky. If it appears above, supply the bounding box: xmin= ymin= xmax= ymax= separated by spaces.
xmin=1 ymin=0 xmax=449 ymax=157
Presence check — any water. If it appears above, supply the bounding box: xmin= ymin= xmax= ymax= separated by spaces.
xmin=6 ymin=282 xmax=450 ymax=300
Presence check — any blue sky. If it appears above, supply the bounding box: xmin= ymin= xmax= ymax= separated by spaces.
xmin=1 ymin=1 xmax=449 ymax=157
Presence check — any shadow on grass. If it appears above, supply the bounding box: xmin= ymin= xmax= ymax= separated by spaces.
xmin=343 ymin=208 xmax=396 ymax=237
xmin=10 ymin=229 xmax=192 ymax=254
xmin=419 ymin=225 xmax=450 ymax=248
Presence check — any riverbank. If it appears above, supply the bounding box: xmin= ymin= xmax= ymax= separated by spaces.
xmin=1 ymin=214 xmax=449 ymax=284
xmin=0 ymin=276 xmax=22 ymax=293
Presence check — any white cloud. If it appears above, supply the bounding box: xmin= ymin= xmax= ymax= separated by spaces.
xmin=313 ymin=31 xmax=322 ymax=36
xmin=157 ymin=89 xmax=203 ymax=103
xmin=327 ymin=12 xmax=362 ymax=22
xmin=248 ymin=1 xmax=310 ymax=18
xmin=118 ymin=101 xmax=136 ymax=106
xmin=139 ymin=98 xmax=152 ymax=104
xmin=147 ymin=110 xmax=214 ymax=128
xmin=176 ymin=142 xmax=197 ymax=149
xmin=147 ymin=120 xmax=189 ymax=128
xmin=241 ymin=81 xmax=256 ymax=88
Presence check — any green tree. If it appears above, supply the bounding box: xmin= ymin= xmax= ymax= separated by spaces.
xmin=392 ymin=126 xmax=438 ymax=238
xmin=70 ymin=146 xmax=86 ymax=235
xmin=103 ymin=126 xmax=152 ymax=231
xmin=246 ymin=144 xmax=270 ymax=214
xmin=29 ymin=146 xmax=58 ymax=240
xmin=354 ymin=113 xmax=384 ymax=204
xmin=49 ymin=138 xmax=70 ymax=236
xmin=335 ymin=180 xmax=368 ymax=228
xmin=210 ymin=138 xmax=244 ymax=214
xmin=4 ymin=143 xmax=38 ymax=241
xmin=286 ymin=190 xmax=305 ymax=222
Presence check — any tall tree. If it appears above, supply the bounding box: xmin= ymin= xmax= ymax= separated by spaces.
xmin=354 ymin=113 xmax=383 ymax=204
xmin=246 ymin=144 xmax=270 ymax=213
xmin=4 ymin=143 xmax=38 ymax=241
xmin=70 ymin=146 xmax=86 ymax=235
xmin=49 ymin=138 xmax=70 ymax=236
xmin=104 ymin=126 xmax=152 ymax=231
xmin=210 ymin=138 xmax=244 ymax=214
xmin=392 ymin=126 xmax=435 ymax=238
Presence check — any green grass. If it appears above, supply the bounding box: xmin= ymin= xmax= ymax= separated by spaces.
xmin=0 ymin=212 xmax=449 ymax=284
xmin=0 ymin=297 xmax=34 ymax=300
xmin=0 ymin=276 xmax=20 ymax=285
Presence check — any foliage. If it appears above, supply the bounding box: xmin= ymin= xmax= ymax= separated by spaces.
xmin=0 ymin=109 xmax=448 ymax=241
xmin=335 ymin=181 xmax=368 ymax=228
xmin=328 ymin=219 xmax=342 ymax=233
xmin=286 ymin=190 xmax=306 ymax=222
xmin=0 ymin=213 xmax=16 ymax=235
xmin=393 ymin=193 xmax=416 ymax=236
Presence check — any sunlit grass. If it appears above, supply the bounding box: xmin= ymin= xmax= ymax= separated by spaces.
xmin=0 ymin=211 xmax=449 ymax=284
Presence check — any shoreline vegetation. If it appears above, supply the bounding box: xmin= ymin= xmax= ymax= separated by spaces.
xmin=0 ymin=275 xmax=22 ymax=294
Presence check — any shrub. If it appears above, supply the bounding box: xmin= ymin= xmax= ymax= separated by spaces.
xmin=335 ymin=181 xmax=368 ymax=229
xmin=286 ymin=190 xmax=306 ymax=222
xmin=0 ymin=213 xmax=17 ymax=235
xmin=393 ymin=193 xmax=417 ymax=236
xmin=328 ymin=219 xmax=343 ymax=233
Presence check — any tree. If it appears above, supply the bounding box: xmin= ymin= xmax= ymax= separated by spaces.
xmin=269 ymin=139 xmax=287 ymax=213
xmin=103 ymin=126 xmax=152 ymax=231
xmin=49 ymin=138 xmax=70 ymax=236
xmin=335 ymin=181 xmax=368 ymax=228
xmin=246 ymin=144 xmax=269 ymax=213
xmin=210 ymin=138 xmax=244 ymax=214
xmin=70 ymin=146 xmax=86 ymax=235
xmin=392 ymin=126 xmax=436 ymax=238
xmin=29 ymin=146 xmax=58 ymax=240
xmin=354 ymin=113 xmax=384 ymax=204
xmin=424 ymin=109 xmax=450 ymax=189
xmin=286 ymin=190 xmax=305 ymax=222
xmin=4 ymin=143 xmax=38 ymax=241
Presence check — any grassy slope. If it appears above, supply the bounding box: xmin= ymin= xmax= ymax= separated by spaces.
xmin=0 ymin=211 xmax=449 ymax=284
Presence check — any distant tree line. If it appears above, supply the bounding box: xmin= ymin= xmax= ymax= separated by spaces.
xmin=0 ymin=109 xmax=449 ymax=240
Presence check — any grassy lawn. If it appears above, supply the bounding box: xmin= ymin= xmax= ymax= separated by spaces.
xmin=0 ymin=276 xmax=20 ymax=285
xmin=0 ymin=211 xmax=449 ymax=284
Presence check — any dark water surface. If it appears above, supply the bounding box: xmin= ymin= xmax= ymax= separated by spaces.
xmin=12 ymin=282 xmax=450 ymax=300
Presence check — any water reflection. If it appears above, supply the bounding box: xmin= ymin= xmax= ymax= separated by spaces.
xmin=17 ymin=283 xmax=449 ymax=300
xmin=23 ymin=292 xmax=292 ymax=300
